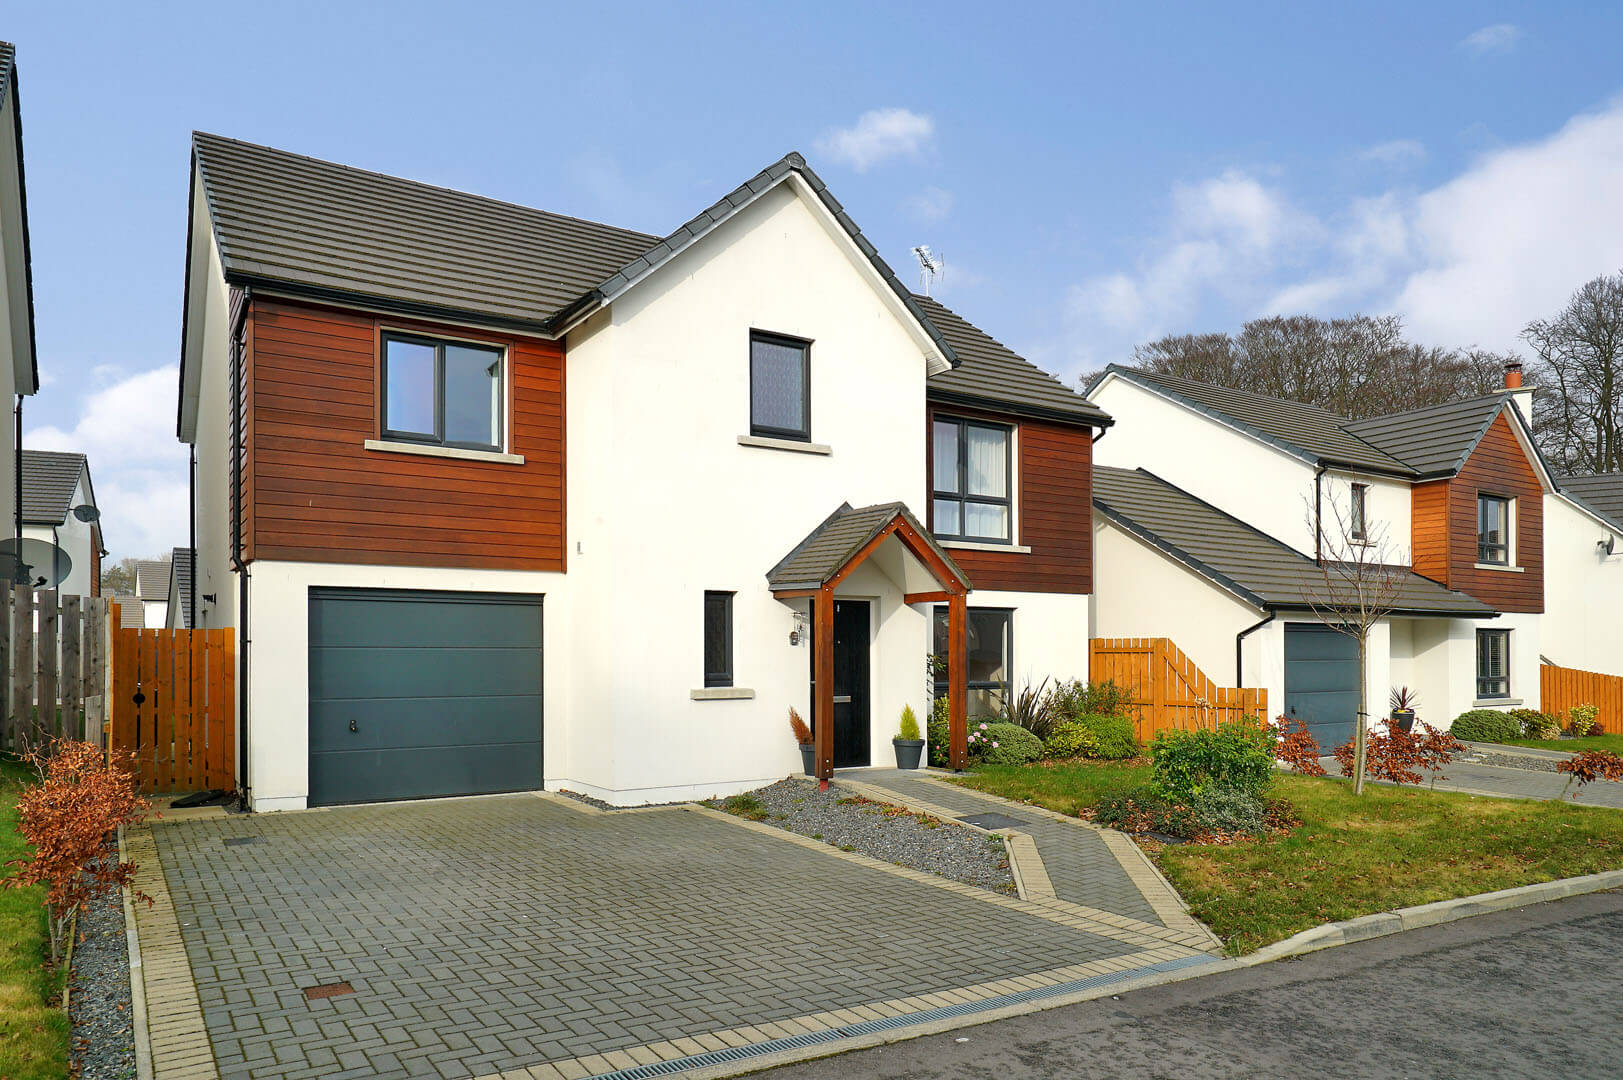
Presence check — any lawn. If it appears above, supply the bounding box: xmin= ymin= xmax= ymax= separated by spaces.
xmin=1502 ymin=733 xmax=1623 ymax=755
xmin=0 ymin=755 xmax=68 ymax=1080
xmin=956 ymin=760 xmax=1623 ymax=955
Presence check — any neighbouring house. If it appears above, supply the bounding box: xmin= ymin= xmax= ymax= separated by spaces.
xmin=1543 ymin=472 xmax=1623 ymax=675
xmin=0 ymin=42 xmax=40 ymax=552
xmin=176 ymin=135 xmax=1111 ymax=811
xmin=20 ymin=449 xmax=103 ymax=595
xmin=111 ymin=593 xmax=144 ymax=629
xmin=1087 ymin=360 xmax=1620 ymax=746
xmin=165 ymin=545 xmax=194 ymax=628
xmin=135 ymin=558 xmax=170 ymax=628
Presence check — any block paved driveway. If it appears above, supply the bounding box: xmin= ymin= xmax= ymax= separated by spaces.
xmin=150 ymin=792 xmax=1190 ymax=1080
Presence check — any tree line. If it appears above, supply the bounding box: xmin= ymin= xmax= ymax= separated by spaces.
xmin=1096 ymin=270 xmax=1623 ymax=476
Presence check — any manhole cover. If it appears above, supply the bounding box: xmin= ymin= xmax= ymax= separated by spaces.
xmin=957 ymin=812 xmax=1027 ymax=830
xmin=221 ymin=836 xmax=261 ymax=847
xmin=302 ymin=981 xmax=355 ymax=1000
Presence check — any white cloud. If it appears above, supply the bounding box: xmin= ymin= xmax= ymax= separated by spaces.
xmin=30 ymin=366 xmax=189 ymax=561
xmin=1359 ymin=139 xmax=1426 ymax=166
xmin=1461 ymin=23 xmax=1521 ymax=55
xmin=905 ymin=185 xmax=954 ymax=221
xmin=816 ymin=108 xmax=934 ymax=172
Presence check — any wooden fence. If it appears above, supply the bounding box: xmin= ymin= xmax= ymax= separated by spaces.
xmin=1089 ymin=637 xmax=1268 ymax=742
xmin=1540 ymin=662 xmax=1623 ymax=735
xmin=110 ymin=627 xmax=236 ymax=795
xmin=0 ymin=587 xmax=114 ymax=753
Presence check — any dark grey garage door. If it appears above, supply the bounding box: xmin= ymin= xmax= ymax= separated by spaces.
xmin=309 ymin=589 xmax=543 ymax=807
xmin=1283 ymin=623 xmax=1360 ymax=753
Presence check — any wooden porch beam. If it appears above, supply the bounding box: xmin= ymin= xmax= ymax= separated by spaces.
xmin=948 ymin=591 xmax=968 ymax=771
xmin=903 ymin=590 xmax=951 ymax=605
xmin=814 ymin=585 xmax=835 ymax=785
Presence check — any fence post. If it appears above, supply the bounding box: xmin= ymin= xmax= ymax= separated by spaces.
xmin=83 ymin=597 xmax=107 ymax=750
xmin=12 ymin=587 xmax=33 ymax=748
xmin=37 ymin=589 xmax=58 ymax=741
xmin=62 ymin=595 xmax=82 ymax=740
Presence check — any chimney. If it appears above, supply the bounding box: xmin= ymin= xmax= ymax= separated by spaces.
xmin=1499 ymin=358 xmax=1534 ymax=428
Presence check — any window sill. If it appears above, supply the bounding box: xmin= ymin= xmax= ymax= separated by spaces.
xmin=737 ymin=435 xmax=831 ymax=455
xmin=1473 ymin=563 xmax=1524 ymax=573
xmin=940 ymin=539 xmax=1033 ymax=554
xmin=1473 ymin=697 xmax=1523 ymax=708
xmin=691 ymin=687 xmax=756 ymax=701
xmin=363 ymin=439 xmax=525 ymax=465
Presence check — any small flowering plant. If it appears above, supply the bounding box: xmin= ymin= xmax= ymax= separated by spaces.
xmin=966 ymin=721 xmax=1000 ymax=759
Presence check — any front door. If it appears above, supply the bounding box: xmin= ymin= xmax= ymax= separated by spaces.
xmin=832 ymin=600 xmax=871 ymax=767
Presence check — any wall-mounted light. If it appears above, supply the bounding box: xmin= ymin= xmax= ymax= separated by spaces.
xmin=789 ymin=609 xmax=808 ymax=646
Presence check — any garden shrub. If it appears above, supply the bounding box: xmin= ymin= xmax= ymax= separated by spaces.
xmin=1335 ymin=722 xmax=1464 ymax=784
xmin=927 ymin=695 xmax=950 ymax=768
xmin=1510 ymin=708 xmax=1561 ymax=740
xmin=1567 ymin=703 xmax=1602 ymax=736
xmin=998 ymin=678 xmax=1061 ymax=741
xmin=1076 ymin=712 xmax=1140 ymax=760
xmin=1050 ymin=678 xmax=1134 ymax=721
xmin=1150 ymin=717 xmax=1275 ymax=801
xmin=1093 ymin=783 xmax=1273 ymax=839
xmin=1271 ymin=715 xmax=1327 ymax=776
xmin=898 ymin=705 xmax=921 ymax=740
xmin=1449 ymin=709 xmax=1521 ymax=743
xmin=1044 ymin=720 xmax=1099 ymax=760
xmin=969 ymin=721 xmax=1043 ymax=765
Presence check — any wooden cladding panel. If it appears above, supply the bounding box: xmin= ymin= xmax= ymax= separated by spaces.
xmin=1431 ymin=414 xmax=1544 ymax=613
xmin=926 ymin=404 xmax=1095 ymax=594
xmin=246 ymin=298 xmax=565 ymax=570
xmin=1410 ymin=479 xmax=1451 ymax=586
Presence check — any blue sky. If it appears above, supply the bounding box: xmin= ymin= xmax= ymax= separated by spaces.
xmin=9 ymin=2 xmax=1623 ymax=559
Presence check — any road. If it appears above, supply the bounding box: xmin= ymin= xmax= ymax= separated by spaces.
xmin=759 ymin=890 xmax=1623 ymax=1080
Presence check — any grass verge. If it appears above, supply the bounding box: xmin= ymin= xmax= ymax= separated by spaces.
xmin=0 ymin=754 xmax=69 ymax=1080
xmin=1501 ymin=733 xmax=1623 ymax=755
xmin=956 ymin=760 xmax=1623 ymax=955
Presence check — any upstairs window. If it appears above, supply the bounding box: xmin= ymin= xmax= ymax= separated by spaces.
xmin=933 ymin=418 xmax=1012 ymax=543
xmin=1350 ymin=483 xmax=1368 ymax=541
xmin=703 ymin=591 xmax=734 ymax=688
xmin=750 ymin=331 xmax=811 ymax=441
xmin=382 ymin=332 xmax=504 ymax=451
xmin=1476 ymin=629 xmax=1510 ymax=699
xmin=1477 ymin=494 xmax=1511 ymax=565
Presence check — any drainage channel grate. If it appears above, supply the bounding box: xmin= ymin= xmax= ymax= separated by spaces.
xmin=302 ymin=981 xmax=355 ymax=1001
xmin=580 ymin=953 xmax=1218 ymax=1080
xmin=956 ymin=812 xmax=1028 ymax=831
xmin=221 ymin=836 xmax=262 ymax=847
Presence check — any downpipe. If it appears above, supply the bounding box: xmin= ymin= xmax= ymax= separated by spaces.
xmin=1235 ymin=611 xmax=1275 ymax=689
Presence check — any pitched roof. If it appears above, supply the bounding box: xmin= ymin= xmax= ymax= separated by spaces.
xmin=20 ymin=450 xmax=86 ymax=524
xmin=111 ymin=595 xmax=144 ymax=629
xmin=0 ymin=41 xmax=13 ymax=103
xmin=767 ymin=502 xmax=967 ymax=592
xmin=169 ymin=547 xmax=194 ymax=628
xmin=135 ymin=559 xmax=170 ymax=602
xmin=1095 ymin=367 xmax=1414 ymax=475
xmin=1559 ymin=473 xmax=1623 ymax=532
xmin=919 ymin=295 xmax=1110 ymax=426
xmin=1093 ymin=466 xmax=1496 ymax=617
xmin=191 ymin=132 xmax=660 ymax=332
xmin=1343 ymin=395 xmax=1511 ymax=478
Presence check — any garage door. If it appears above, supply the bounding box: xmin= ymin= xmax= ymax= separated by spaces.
xmin=308 ymin=589 xmax=543 ymax=807
xmin=1283 ymin=623 xmax=1359 ymax=753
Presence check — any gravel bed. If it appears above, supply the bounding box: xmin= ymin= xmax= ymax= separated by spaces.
xmin=70 ymin=887 xmax=136 ymax=1080
xmin=714 ymin=778 xmax=1014 ymax=893
xmin=1466 ymin=750 xmax=1564 ymax=773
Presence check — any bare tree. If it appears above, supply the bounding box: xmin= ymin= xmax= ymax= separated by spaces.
xmin=1302 ymin=487 xmax=1409 ymax=795
xmin=1524 ymin=271 xmax=1623 ymax=474
xmin=100 ymin=557 xmax=141 ymax=595
xmin=1101 ymin=313 xmax=1520 ymax=421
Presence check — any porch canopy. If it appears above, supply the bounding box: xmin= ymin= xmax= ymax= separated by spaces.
xmin=768 ymin=502 xmax=973 ymax=780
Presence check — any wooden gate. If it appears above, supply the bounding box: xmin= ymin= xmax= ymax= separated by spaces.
xmin=1089 ymin=637 xmax=1268 ymax=743
xmin=1540 ymin=662 xmax=1623 ymax=735
xmin=110 ymin=626 xmax=236 ymax=795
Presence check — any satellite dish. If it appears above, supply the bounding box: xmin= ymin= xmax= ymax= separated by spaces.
xmin=71 ymin=504 xmax=100 ymax=523
xmin=0 ymin=537 xmax=72 ymax=588
xmin=1601 ymin=536 xmax=1617 ymax=557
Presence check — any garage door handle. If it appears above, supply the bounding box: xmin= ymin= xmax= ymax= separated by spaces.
xmin=832 ymin=695 xmax=852 ymax=703
xmin=349 ymin=718 xmax=357 ymax=733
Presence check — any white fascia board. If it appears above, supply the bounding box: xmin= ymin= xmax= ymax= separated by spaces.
xmin=0 ymin=81 xmax=33 ymax=395
xmin=177 ymin=162 xmax=218 ymax=444
xmin=1499 ymin=399 xmax=1558 ymax=494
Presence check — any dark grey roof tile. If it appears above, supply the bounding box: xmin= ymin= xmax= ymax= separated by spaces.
xmin=1344 ymin=395 xmax=1510 ymax=477
xmin=767 ymin=502 xmax=967 ymax=592
xmin=20 ymin=450 xmax=86 ymax=524
xmin=1559 ymin=473 xmax=1623 ymax=532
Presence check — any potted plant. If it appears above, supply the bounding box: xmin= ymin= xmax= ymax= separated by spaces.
xmin=789 ymin=708 xmax=815 ymax=776
xmin=1389 ymin=687 xmax=1418 ymax=732
xmin=894 ymin=705 xmax=925 ymax=769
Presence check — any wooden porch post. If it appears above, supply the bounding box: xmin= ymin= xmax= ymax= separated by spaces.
xmin=814 ymin=585 xmax=835 ymax=785
xmin=948 ymin=590 xmax=968 ymax=771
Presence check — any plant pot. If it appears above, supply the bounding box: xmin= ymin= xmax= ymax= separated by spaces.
xmin=799 ymin=743 xmax=816 ymax=777
xmin=893 ymin=738 xmax=925 ymax=770
xmin=1391 ymin=709 xmax=1415 ymax=732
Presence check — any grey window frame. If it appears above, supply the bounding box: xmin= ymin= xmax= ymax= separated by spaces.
xmin=931 ymin=605 xmax=1014 ymax=701
xmin=1476 ymin=628 xmax=1510 ymax=699
xmin=381 ymin=331 xmax=505 ymax=452
xmin=703 ymin=591 xmax=735 ymax=688
xmin=1477 ymin=493 xmax=1511 ymax=565
xmin=932 ymin=416 xmax=1014 ymax=543
xmin=1350 ymin=483 xmax=1368 ymax=541
xmin=749 ymin=330 xmax=812 ymax=442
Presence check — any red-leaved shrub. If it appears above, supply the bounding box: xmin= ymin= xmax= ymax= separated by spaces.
xmin=1334 ymin=722 xmax=1464 ymax=785
xmin=1271 ymin=716 xmax=1326 ymax=776
xmin=4 ymin=741 xmax=152 ymax=963
xmin=1557 ymin=750 xmax=1623 ymax=799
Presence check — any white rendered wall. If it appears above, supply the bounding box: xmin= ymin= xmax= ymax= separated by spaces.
xmin=243 ymin=560 xmax=570 ymax=812
xmin=562 ymin=179 xmax=940 ymax=804
xmin=185 ymin=171 xmax=237 ymax=634
xmin=0 ymin=79 xmax=24 ymax=540
xmin=968 ymin=589 xmax=1091 ymax=693
xmin=1542 ymin=494 xmax=1623 ymax=677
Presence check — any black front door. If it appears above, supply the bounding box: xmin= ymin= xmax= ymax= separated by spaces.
xmin=832 ymin=600 xmax=871 ymax=767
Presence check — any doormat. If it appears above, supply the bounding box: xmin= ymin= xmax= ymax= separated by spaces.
xmin=957 ymin=812 xmax=1028 ymax=831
